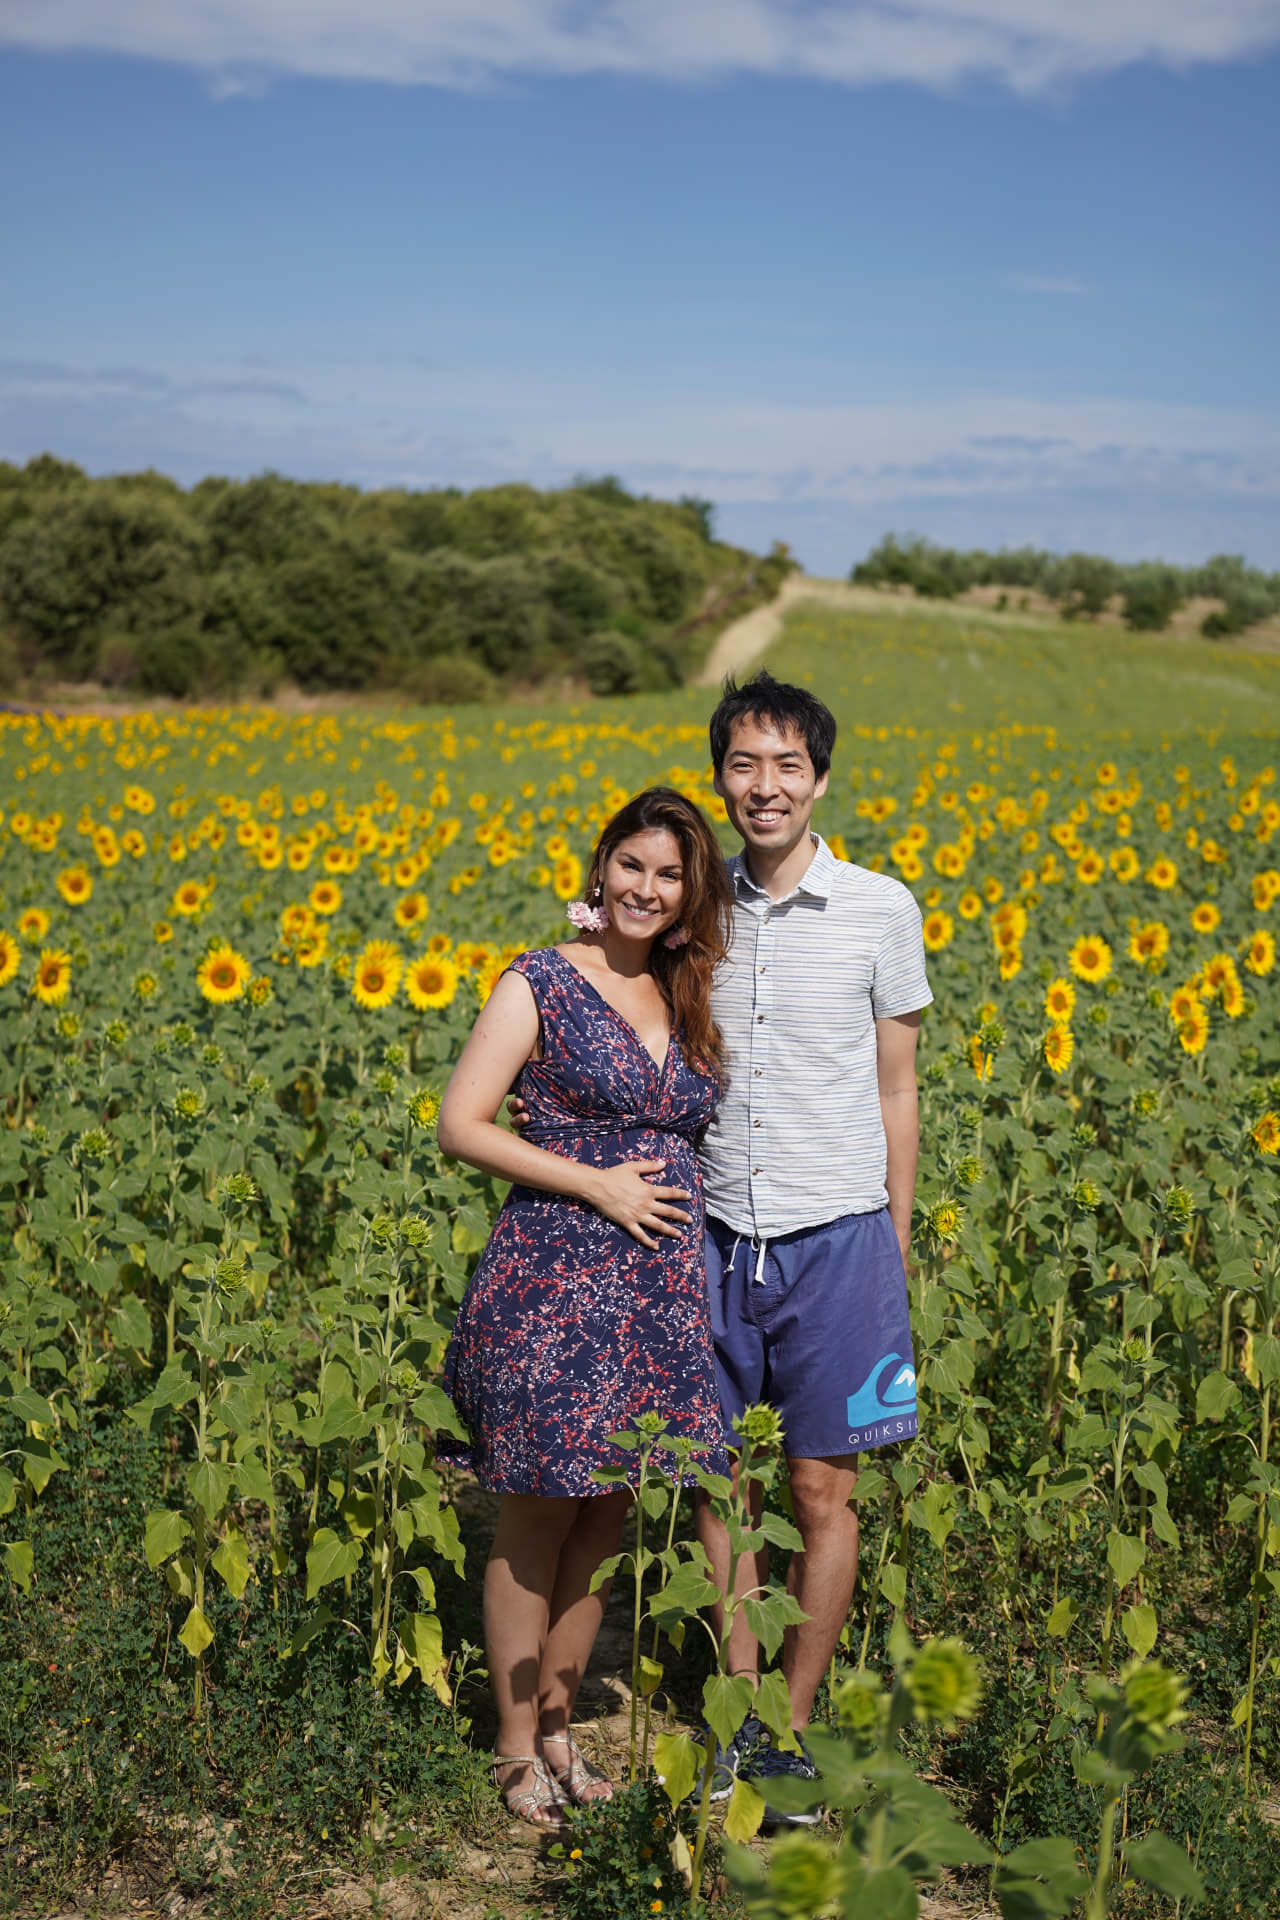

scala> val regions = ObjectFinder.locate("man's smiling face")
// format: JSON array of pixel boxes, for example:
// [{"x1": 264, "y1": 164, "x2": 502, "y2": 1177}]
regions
[{"x1": 713, "y1": 715, "x2": 828, "y2": 860}]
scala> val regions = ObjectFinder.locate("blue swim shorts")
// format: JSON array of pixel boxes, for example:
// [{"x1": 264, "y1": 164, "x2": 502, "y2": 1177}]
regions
[{"x1": 704, "y1": 1208, "x2": 919, "y2": 1460}]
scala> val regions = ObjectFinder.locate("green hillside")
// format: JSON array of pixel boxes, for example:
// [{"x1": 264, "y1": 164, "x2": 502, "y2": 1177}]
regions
[{"x1": 0, "y1": 457, "x2": 790, "y2": 701}]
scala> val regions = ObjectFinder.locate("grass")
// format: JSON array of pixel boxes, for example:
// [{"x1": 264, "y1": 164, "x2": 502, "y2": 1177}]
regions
[{"x1": 758, "y1": 601, "x2": 1280, "y2": 738}]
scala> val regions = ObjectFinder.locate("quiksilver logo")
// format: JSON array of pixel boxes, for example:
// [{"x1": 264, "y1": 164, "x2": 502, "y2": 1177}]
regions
[{"x1": 846, "y1": 1354, "x2": 917, "y2": 1432}]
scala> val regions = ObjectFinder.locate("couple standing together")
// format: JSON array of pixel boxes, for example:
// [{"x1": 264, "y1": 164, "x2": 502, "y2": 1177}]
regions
[{"x1": 437, "y1": 671, "x2": 932, "y2": 1828}]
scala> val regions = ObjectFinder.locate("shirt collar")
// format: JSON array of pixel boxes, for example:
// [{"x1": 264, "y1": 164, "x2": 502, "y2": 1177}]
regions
[{"x1": 729, "y1": 832, "x2": 837, "y2": 905}]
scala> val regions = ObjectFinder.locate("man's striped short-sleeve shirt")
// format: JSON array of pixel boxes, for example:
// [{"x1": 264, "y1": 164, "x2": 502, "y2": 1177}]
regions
[{"x1": 701, "y1": 834, "x2": 932, "y2": 1238}]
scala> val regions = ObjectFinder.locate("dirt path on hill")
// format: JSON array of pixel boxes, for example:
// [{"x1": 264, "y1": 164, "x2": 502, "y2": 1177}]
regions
[
  {"x1": 694, "y1": 575, "x2": 865, "y2": 685},
  {"x1": 695, "y1": 573, "x2": 1280, "y2": 686}
]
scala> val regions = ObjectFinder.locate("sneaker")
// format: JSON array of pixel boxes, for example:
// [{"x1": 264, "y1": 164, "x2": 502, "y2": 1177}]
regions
[
  {"x1": 694, "y1": 1711, "x2": 766, "y2": 1802},
  {"x1": 742, "y1": 1736, "x2": 823, "y2": 1825}
]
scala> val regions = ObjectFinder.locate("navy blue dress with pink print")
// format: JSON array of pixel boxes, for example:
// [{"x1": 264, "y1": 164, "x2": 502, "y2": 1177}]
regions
[{"x1": 439, "y1": 947, "x2": 730, "y2": 1496}]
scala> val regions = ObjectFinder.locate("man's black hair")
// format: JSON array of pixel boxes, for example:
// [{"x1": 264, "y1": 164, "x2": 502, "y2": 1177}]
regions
[{"x1": 708, "y1": 669, "x2": 837, "y2": 778}]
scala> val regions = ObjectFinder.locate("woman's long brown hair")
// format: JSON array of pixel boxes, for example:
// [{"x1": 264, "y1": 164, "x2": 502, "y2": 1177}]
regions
[{"x1": 584, "y1": 786, "x2": 733, "y2": 1078}]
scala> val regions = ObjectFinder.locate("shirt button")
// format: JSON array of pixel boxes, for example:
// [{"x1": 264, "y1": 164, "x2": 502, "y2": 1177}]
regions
[
  {"x1": 752, "y1": 1166, "x2": 762, "y2": 1175},
  {"x1": 753, "y1": 1118, "x2": 762, "y2": 1128},
  {"x1": 756, "y1": 1013, "x2": 765, "y2": 1023},
  {"x1": 753, "y1": 1068, "x2": 761, "y2": 1076}
]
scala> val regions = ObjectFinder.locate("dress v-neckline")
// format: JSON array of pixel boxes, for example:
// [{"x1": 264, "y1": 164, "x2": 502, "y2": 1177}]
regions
[{"x1": 551, "y1": 948, "x2": 673, "y2": 1076}]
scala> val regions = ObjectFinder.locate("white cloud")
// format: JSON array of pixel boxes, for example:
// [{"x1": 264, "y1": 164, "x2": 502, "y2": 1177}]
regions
[
  {"x1": 3, "y1": 351, "x2": 1276, "y2": 511},
  {"x1": 4, "y1": 1, "x2": 1280, "y2": 94}
]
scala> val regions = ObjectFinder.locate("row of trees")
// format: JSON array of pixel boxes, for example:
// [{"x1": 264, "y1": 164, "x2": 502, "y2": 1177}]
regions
[
  {"x1": 0, "y1": 459, "x2": 788, "y2": 701},
  {"x1": 851, "y1": 534, "x2": 1280, "y2": 637}
]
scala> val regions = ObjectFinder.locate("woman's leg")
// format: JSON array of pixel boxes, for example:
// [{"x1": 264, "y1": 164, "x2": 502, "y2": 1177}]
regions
[
  {"x1": 485, "y1": 1493, "x2": 581, "y2": 1815},
  {"x1": 538, "y1": 1489, "x2": 631, "y2": 1797}
]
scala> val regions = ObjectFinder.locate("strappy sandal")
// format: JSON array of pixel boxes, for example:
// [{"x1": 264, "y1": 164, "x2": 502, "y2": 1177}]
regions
[
  {"x1": 541, "y1": 1730, "x2": 615, "y2": 1806},
  {"x1": 490, "y1": 1753, "x2": 568, "y2": 1829}
]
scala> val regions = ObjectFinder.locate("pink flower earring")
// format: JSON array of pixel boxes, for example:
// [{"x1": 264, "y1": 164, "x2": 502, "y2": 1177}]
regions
[
  {"x1": 567, "y1": 897, "x2": 609, "y2": 933},
  {"x1": 664, "y1": 926, "x2": 690, "y2": 949}
]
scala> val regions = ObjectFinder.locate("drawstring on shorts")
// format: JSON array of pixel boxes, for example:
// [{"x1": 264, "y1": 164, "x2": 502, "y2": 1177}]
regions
[{"x1": 730, "y1": 1231, "x2": 770, "y2": 1287}]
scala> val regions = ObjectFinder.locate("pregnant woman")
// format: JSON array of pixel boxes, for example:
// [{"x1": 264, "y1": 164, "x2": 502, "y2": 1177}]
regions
[{"x1": 437, "y1": 786, "x2": 733, "y2": 1829}]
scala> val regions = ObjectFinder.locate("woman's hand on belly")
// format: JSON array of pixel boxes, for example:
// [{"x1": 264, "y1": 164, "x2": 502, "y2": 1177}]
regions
[{"x1": 582, "y1": 1160, "x2": 692, "y2": 1250}]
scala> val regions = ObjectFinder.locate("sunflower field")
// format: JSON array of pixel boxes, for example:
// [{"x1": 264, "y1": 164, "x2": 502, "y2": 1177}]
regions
[{"x1": 5, "y1": 600, "x2": 1280, "y2": 1916}]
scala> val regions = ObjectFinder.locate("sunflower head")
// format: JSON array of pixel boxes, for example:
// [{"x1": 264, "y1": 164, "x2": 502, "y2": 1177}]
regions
[
  {"x1": 197, "y1": 942, "x2": 251, "y2": 1006},
  {"x1": 406, "y1": 954, "x2": 460, "y2": 1012},
  {"x1": 1043, "y1": 1026, "x2": 1074, "y2": 1074},
  {"x1": 351, "y1": 939, "x2": 402, "y2": 1011},
  {"x1": 33, "y1": 947, "x2": 72, "y2": 1006}
]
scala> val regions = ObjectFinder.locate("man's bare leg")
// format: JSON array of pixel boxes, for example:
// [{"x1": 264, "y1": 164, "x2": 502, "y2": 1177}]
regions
[
  {"x1": 781, "y1": 1454, "x2": 859, "y2": 1728},
  {"x1": 695, "y1": 1452, "x2": 858, "y2": 1734}
]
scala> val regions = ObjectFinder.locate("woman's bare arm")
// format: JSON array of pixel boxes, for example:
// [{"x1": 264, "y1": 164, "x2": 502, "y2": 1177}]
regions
[{"x1": 436, "y1": 969, "x2": 692, "y2": 1250}]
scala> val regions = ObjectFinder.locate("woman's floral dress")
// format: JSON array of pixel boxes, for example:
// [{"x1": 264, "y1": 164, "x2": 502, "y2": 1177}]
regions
[{"x1": 439, "y1": 947, "x2": 730, "y2": 1495}]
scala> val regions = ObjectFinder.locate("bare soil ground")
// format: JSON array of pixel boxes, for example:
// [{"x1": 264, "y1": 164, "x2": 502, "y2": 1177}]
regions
[{"x1": 29, "y1": 1503, "x2": 996, "y2": 1920}]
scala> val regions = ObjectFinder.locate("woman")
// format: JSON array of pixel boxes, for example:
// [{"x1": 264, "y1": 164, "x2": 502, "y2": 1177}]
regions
[{"x1": 437, "y1": 787, "x2": 733, "y2": 1828}]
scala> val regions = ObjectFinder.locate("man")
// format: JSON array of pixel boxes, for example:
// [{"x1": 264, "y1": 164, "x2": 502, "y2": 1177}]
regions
[{"x1": 695, "y1": 670, "x2": 930, "y2": 1817}]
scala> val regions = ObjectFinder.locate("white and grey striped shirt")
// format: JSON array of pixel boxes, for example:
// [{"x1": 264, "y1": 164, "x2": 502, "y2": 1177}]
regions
[{"x1": 701, "y1": 834, "x2": 932, "y2": 1239}]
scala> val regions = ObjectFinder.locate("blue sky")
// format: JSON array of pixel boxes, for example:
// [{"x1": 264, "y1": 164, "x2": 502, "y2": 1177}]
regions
[{"x1": 2, "y1": 3, "x2": 1278, "y2": 575}]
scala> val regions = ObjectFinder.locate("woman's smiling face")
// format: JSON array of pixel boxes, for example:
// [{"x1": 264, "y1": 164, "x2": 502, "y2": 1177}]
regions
[{"x1": 599, "y1": 828, "x2": 684, "y2": 943}]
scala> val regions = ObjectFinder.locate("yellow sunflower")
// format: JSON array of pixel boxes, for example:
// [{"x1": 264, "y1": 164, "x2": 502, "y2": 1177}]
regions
[
  {"x1": 18, "y1": 908, "x2": 50, "y2": 943},
  {"x1": 153, "y1": 920, "x2": 174, "y2": 944},
  {"x1": 351, "y1": 940, "x2": 402, "y2": 1010},
  {"x1": 33, "y1": 947, "x2": 72, "y2": 1005},
  {"x1": 0, "y1": 932, "x2": 20, "y2": 987},
  {"x1": 1167, "y1": 983, "x2": 1202, "y2": 1026},
  {"x1": 921, "y1": 910, "x2": 954, "y2": 953},
  {"x1": 197, "y1": 943, "x2": 252, "y2": 1005},
  {"x1": 1191, "y1": 902, "x2": 1221, "y2": 935},
  {"x1": 394, "y1": 891, "x2": 430, "y2": 931},
  {"x1": 295, "y1": 932, "x2": 328, "y2": 969},
  {"x1": 1253, "y1": 1111, "x2": 1280, "y2": 1155},
  {"x1": 967, "y1": 1036, "x2": 993, "y2": 1083},
  {"x1": 1044, "y1": 977, "x2": 1076, "y2": 1023},
  {"x1": 280, "y1": 903, "x2": 314, "y2": 939},
  {"x1": 1146, "y1": 858, "x2": 1178, "y2": 890},
  {"x1": 1043, "y1": 1026, "x2": 1074, "y2": 1074},
  {"x1": 1128, "y1": 920, "x2": 1170, "y2": 965},
  {"x1": 1177, "y1": 1002, "x2": 1210, "y2": 1055},
  {"x1": 998, "y1": 947, "x2": 1022, "y2": 982},
  {"x1": 56, "y1": 865, "x2": 93, "y2": 906},
  {"x1": 1110, "y1": 847, "x2": 1140, "y2": 882},
  {"x1": 405, "y1": 955, "x2": 460, "y2": 1012},
  {"x1": 309, "y1": 880, "x2": 342, "y2": 916},
  {"x1": 958, "y1": 890, "x2": 982, "y2": 920},
  {"x1": 475, "y1": 956, "x2": 507, "y2": 1004},
  {"x1": 172, "y1": 879, "x2": 207, "y2": 917},
  {"x1": 1068, "y1": 935, "x2": 1113, "y2": 984},
  {"x1": 1245, "y1": 929, "x2": 1276, "y2": 976},
  {"x1": 1200, "y1": 954, "x2": 1239, "y2": 1000}
]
